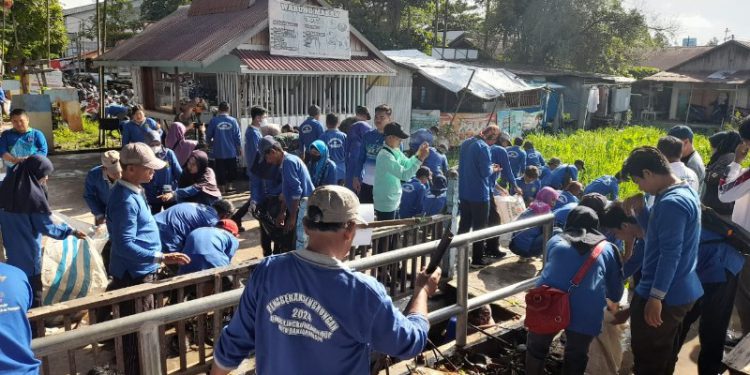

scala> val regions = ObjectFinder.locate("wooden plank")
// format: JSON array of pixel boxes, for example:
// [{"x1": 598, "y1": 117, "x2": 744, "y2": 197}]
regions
[{"x1": 138, "y1": 322, "x2": 163, "y2": 375}]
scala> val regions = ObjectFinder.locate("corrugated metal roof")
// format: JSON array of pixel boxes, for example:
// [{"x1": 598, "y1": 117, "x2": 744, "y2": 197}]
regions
[
  {"x1": 99, "y1": 1, "x2": 267, "y2": 65},
  {"x1": 189, "y1": 0, "x2": 251, "y2": 16},
  {"x1": 643, "y1": 70, "x2": 750, "y2": 85},
  {"x1": 233, "y1": 50, "x2": 395, "y2": 75},
  {"x1": 638, "y1": 46, "x2": 713, "y2": 71}
]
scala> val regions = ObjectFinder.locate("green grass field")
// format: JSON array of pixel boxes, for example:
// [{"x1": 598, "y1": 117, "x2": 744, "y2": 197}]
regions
[
  {"x1": 53, "y1": 117, "x2": 121, "y2": 151},
  {"x1": 448, "y1": 125, "x2": 712, "y2": 199}
]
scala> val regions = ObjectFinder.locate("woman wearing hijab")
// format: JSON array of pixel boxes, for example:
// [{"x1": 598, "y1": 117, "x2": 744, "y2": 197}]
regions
[
  {"x1": 159, "y1": 150, "x2": 221, "y2": 206},
  {"x1": 703, "y1": 130, "x2": 741, "y2": 216},
  {"x1": 0, "y1": 155, "x2": 85, "y2": 307},
  {"x1": 525, "y1": 206, "x2": 623, "y2": 375},
  {"x1": 307, "y1": 140, "x2": 337, "y2": 187},
  {"x1": 509, "y1": 187, "x2": 561, "y2": 258},
  {"x1": 143, "y1": 130, "x2": 183, "y2": 214},
  {"x1": 166, "y1": 122, "x2": 203, "y2": 167}
]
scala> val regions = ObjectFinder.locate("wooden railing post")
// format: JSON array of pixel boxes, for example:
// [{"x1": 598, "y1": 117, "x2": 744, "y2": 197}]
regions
[{"x1": 138, "y1": 322, "x2": 162, "y2": 375}]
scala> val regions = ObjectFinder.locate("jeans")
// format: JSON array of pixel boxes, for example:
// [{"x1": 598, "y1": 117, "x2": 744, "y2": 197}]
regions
[
  {"x1": 358, "y1": 183, "x2": 374, "y2": 204},
  {"x1": 295, "y1": 198, "x2": 308, "y2": 251},
  {"x1": 457, "y1": 200, "x2": 490, "y2": 264},
  {"x1": 630, "y1": 294, "x2": 694, "y2": 375},
  {"x1": 526, "y1": 330, "x2": 594, "y2": 375},
  {"x1": 676, "y1": 271, "x2": 739, "y2": 375}
]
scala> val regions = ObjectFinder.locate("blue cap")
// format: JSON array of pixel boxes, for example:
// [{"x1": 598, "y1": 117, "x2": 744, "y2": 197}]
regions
[{"x1": 668, "y1": 125, "x2": 694, "y2": 141}]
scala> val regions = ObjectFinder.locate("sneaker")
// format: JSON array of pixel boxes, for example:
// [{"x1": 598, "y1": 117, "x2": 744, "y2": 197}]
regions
[{"x1": 470, "y1": 258, "x2": 493, "y2": 269}]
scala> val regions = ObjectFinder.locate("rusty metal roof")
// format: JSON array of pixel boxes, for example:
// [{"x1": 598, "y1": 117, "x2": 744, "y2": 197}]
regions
[
  {"x1": 643, "y1": 70, "x2": 750, "y2": 85},
  {"x1": 98, "y1": 1, "x2": 268, "y2": 66},
  {"x1": 638, "y1": 46, "x2": 713, "y2": 71},
  {"x1": 189, "y1": 0, "x2": 252, "y2": 16},
  {"x1": 233, "y1": 50, "x2": 396, "y2": 75}
]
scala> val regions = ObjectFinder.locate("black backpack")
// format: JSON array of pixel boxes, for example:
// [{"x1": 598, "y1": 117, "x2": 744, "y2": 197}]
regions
[{"x1": 701, "y1": 206, "x2": 750, "y2": 255}]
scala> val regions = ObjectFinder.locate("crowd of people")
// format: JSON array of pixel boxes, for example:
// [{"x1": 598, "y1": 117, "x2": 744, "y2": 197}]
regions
[{"x1": 3, "y1": 96, "x2": 750, "y2": 375}]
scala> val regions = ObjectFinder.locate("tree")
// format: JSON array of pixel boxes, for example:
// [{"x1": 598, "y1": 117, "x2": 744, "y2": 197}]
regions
[
  {"x1": 81, "y1": 0, "x2": 144, "y2": 49},
  {"x1": 707, "y1": 37, "x2": 720, "y2": 46},
  {"x1": 141, "y1": 0, "x2": 190, "y2": 23},
  {"x1": 4, "y1": 0, "x2": 68, "y2": 61}
]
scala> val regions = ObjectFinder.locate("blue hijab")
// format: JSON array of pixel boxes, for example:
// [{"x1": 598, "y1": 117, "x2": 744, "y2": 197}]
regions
[
  {"x1": 0, "y1": 155, "x2": 54, "y2": 214},
  {"x1": 308, "y1": 140, "x2": 330, "y2": 187}
]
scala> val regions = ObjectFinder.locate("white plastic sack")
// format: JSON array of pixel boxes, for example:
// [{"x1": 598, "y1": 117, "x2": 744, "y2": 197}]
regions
[
  {"x1": 41, "y1": 213, "x2": 109, "y2": 306},
  {"x1": 494, "y1": 195, "x2": 526, "y2": 246}
]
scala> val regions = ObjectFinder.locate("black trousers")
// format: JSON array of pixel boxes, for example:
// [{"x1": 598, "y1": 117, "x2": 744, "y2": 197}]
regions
[
  {"x1": 457, "y1": 200, "x2": 490, "y2": 264},
  {"x1": 358, "y1": 183, "x2": 374, "y2": 204},
  {"x1": 107, "y1": 273, "x2": 157, "y2": 375},
  {"x1": 630, "y1": 294, "x2": 694, "y2": 375},
  {"x1": 526, "y1": 329, "x2": 594, "y2": 375},
  {"x1": 485, "y1": 197, "x2": 503, "y2": 255},
  {"x1": 375, "y1": 210, "x2": 398, "y2": 221},
  {"x1": 676, "y1": 271, "x2": 739, "y2": 375},
  {"x1": 214, "y1": 157, "x2": 237, "y2": 186}
]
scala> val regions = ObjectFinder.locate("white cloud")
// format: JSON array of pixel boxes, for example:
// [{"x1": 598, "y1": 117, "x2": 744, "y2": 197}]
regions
[{"x1": 676, "y1": 14, "x2": 713, "y2": 30}]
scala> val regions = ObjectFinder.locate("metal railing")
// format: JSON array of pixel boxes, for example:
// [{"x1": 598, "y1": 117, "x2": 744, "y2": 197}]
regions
[{"x1": 31, "y1": 213, "x2": 553, "y2": 374}]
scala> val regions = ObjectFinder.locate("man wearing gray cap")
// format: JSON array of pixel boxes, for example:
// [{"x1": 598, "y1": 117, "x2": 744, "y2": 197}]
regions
[
  {"x1": 106, "y1": 142, "x2": 191, "y2": 375},
  {"x1": 211, "y1": 185, "x2": 441, "y2": 375}
]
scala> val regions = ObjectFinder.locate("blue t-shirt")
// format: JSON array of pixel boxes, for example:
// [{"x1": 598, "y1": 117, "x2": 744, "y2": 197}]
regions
[
  {"x1": 213, "y1": 250, "x2": 429, "y2": 374},
  {"x1": 298, "y1": 118, "x2": 325, "y2": 156},
  {"x1": 122, "y1": 118, "x2": 160, "y2": 145},
  {"x1": 583, "y1": 175, "x2": 619, "y2": 201},
  {"x1": 154, "y1": 203, "x2": 219, "y2": 254},
  {"x1": 106, "y1": 181, "x2": 163, "y2": 279},
  {"x1": 510, "y1": 210, "x2": 544, "y2": 257},
  {"x1": 399, "y1": 178, "x2": 428, "y2": 218},
  {"x1": 696, "y1": 229, "x2": 745, "y2": 284},
  {"x1": 506, "y1": 146, "x2": 527, "y2": 178},
  {"x1": 143, "y1": 149, "x2": 183, "y2": 204},
  {"x1": 0, "y1": 128, "x2": 48, "y2": 170},
  {"x1": 422, "y1": 148, "x2": 448, "y2": 177},
  {"x1": 244, "y1": 125, "x2": 263, "y2": 176},
  {"x1": 489, "y1": 145, "x2": 518, "y2": 193},
  {"x1": 0, "y1": 212, "x2": 73, "y2": 278},
  {"x1": 423, "y1": 192, "x2": 447, "y2": 215},
  {"x1": 516, "y1": 177, "x2": 541, "y2": 203},
  {"x1": 542, "y1": 164, "x2": 578, "y2": 190},
  {"x1": 207, "y1": 114, "x2": 242, "y2": 159},
  {"x1": 0, "y1": 263, "x2": 40, "y2": 374},
  {"x1": 526, "y1": 149, "x2": 545, "y2": 168},
  {"x1": 553, "y1": 202, "x2": 578, "y2": 228},
  {"x1": 458, "y1": 137, "x2": 492, "y2": 202},
  {"x1": 355, "y1": 130, "x2": 385, "y2": 186},
  {"x1": 554, "y1": 190, "x2": 580, "y2": 210},
  {"x1": 251, "y1": 166, "x2": 283, "y2": 205},
  {"x1": 637, "y1": 184, "x2": 703, "y2": 305},
  {"x1": 281, "y1": 153, "x2": 315, "y2": 203},
  {"x1": 321, "y1": 129, "x2": 347, "y2": 181},
  {"x1": 538, "y1": 235, "x2": 624, "y2": 336},
  {"x1": 105, "y1": 104, "x2": 129, "y2": 118},
  {"x1": 409, "y1": 128, "x2": 434, "y2": 152},
  {"x1": 178, "y1": 227, "x2": 239, "y2": 275},
  {"x1": 83, "y1": 165, "x2": 116, "y2": 218}
]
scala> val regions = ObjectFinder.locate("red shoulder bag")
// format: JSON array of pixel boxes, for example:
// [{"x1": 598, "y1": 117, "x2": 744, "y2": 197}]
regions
[{"x1": 524, "y1": 241, "x2": 606, "y2": 335}]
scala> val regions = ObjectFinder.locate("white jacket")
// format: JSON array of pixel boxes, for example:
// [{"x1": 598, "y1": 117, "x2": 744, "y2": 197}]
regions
[{"x1": 718, "y1": 162, "x2": 750, "y2": 230}]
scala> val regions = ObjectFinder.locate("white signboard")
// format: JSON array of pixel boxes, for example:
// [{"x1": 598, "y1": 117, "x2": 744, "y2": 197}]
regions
[{"x1": 268, "y1": 0, "x2": 351, "y2": 60}]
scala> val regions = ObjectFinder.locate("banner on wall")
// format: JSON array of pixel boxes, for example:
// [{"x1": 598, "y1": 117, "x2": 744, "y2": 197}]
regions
[
  {"x1": 410, "y1": 109, "x2": 441, "y2": 131},
  {"x1": 268, "y1": 0, "x2": 351, "y2": 60},
  {"x1": 496, "y1": 107, "x2": 544, "y2": 138},
  {"x1": 439, "y1": 112, "x2": 497, "y2": 146}
]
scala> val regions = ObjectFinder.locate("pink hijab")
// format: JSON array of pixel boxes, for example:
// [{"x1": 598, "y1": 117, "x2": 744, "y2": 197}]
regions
[
  {"x1": 165, "y1": 122, "x2": 197, "y2": 166},
  {"x1": 529, "y1": 187, "x2": 560, "y2": 214}
]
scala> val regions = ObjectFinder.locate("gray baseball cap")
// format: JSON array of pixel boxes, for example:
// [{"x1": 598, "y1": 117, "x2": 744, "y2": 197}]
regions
[
  {"x1": 306, "y1": 185, "x2": 367, "y2": 225},
  {"x1": 120, "y1": 142, "x2": 167, "y2": 170}
]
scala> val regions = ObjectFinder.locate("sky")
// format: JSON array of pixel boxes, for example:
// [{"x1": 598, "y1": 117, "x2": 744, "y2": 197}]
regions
[
  {"x1": 623, "y1": 0, "x2": 750, "y2": 45},
  {"x1": 61, "y1": 0, "x2": 750, "y2": 47}
]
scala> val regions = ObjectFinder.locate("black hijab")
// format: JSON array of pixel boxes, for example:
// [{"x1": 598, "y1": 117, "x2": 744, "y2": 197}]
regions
[
  {"x1": 178, "y1": 150, "x2": 221, "y2": 198},
  {"x1": 0, "y1": 155, "x2": 54, "y2": 214},
  {"x1": 562, "y1": 206, "x2": 606, "y2": 255},
  {"x1": 708, "y1": 131, "x2": 741, "y2": 167}
]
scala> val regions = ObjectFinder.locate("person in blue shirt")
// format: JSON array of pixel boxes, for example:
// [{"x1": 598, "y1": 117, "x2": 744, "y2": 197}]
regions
[
  {"x1": 525, "y1": 206, "x2": 623, "y2": 375},
  {"x1": 155, "y1": 200, "x2": 234, "y2": 254},
  {"x1": 543, "y1": 162, "x2": 580, "y2": 190},
  {"x1": 458, "y1": 126, "x2": 502, "y2": 268},
  {"x1": 524, "y1": 141, "x2": 545, "y2": 168},
  {"x1": 423, "y1": 174, "x2": 448, "y2": 215},
  {"x1": 0, "y1": 262, "x2": 41, "y2": 374},
  {"x1": 400, "y1": 167, "x2": 431, "y2": 218},
  {"x1": 344, "y1": 105, "x2": 372, "y2": 189},
  {"x1": 298, "y1": 104, "x2": 325, "y2": 160},
  {"x1": 231, "y1": 106, "x2": 267, "y2": 231},
  {"x1": 583, "y1": 172, "x2": 622, "y2": 201},
  {"x1": 539, "y1": 157, "x2": 560, "y2": 186},
  {"x1": 486, "y1": 141, "x2": 521, "y2": 258},
  {"x1": 206, "y1": 102, "x2": 242, "y2": 193},
  {"x1": 107, "y1": 142, "x2": 191, "y2": 375},
  {"x1": 160, "y1": 150, "x2": 222, "y2": 206},
  {"x1": 321, "y1": 113, "x2": 347, "y2": 184},
  {"x1": 554, "y1": 181, "x2": 582, "y2": 210},
  {"x1": 409, "y1": 127, "x2": 436, "y2": 153},
  {"x1": 307, "y1": 140, "x2": 338, "y2": 188},
  {"x1": 516, "y1": 166, "x2": 541, "y2": 205},
  {"x1": 0, "y1": 81, "x2": 6, "y2": 117},
  {"x1": 422, "y1": 144, "x2": 449, "y2": 177},
  {"x1": 245, "y1": 159, "x2": 288, "y2": 254},
  {"x1": 620, "y1": 146, "x2": 702, "y2": 375},
  {"x1": 353, "y1": 104, "x2": 390, "y2": 203},
  {"x1": 211, "y1": 185, "x2": 441, "y2": 375},
  {"x1": 0, "y1": 108, "x2": 48, "y2": 174},
  {"x1": 507, "y1": 137, "x2": 527, "y2": 178},
  {"x1": 509, "y1": 187, "x2": 560, "y2": 259},
  {"x1": 178, "y1": 219, "x2": 240, "y2": 275},
  {"x1": 142, "y1": 130, "x2": 182, "y2": 214},
  {"x1": 121, "y1": 105, "x2": 161, "y2": 145},
  {"x1": 105, "y1": 102, "x2": 129, "y2": 120},
  {"x1": 260, "y1": 136, "x2": 315, "y2": 250},
  {"x1": 84, "y1": 150, "x2": 122, "y2": 226},
  {"x1": 0, "y1": 155, "x2": 85, "y2": 309}
]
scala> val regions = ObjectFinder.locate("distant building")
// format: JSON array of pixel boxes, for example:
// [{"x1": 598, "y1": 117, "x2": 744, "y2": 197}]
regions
[
  {"x1": 682, "y1": 38, "x2": 698, "y2": 47},
  {"x1": 63, "y1": 1, "x2": 142, "y2": 58}
]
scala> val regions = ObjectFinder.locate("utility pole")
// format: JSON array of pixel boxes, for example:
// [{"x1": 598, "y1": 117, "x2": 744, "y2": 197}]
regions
[
  {"x1": 433, "y1": 0, "x2": 439, "y2": 49},
  {"x1": 724, "y1": 28, "x2": 731, "y2": 43},
  {"x1": 46, "y1": 0, "x2": 50, "y2": 61}
]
